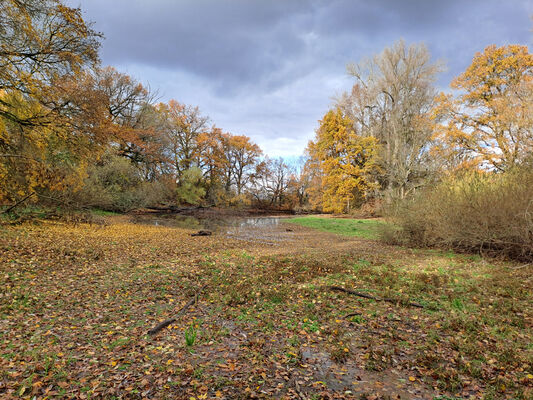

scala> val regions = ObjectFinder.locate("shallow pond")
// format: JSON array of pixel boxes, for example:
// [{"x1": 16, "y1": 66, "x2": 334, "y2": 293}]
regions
[{"x1": 130, "y1": 214, "x2": 293, "y2": 244}]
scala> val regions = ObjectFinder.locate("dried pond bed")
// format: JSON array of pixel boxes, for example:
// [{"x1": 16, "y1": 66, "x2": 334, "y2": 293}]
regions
[{"x1": 0, "y1": 217, "x2": 531, "y2": 399}]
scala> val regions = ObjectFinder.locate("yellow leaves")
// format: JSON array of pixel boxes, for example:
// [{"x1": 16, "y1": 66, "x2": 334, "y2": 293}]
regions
[
  {"x1": 32, "y1": 380, "x2": 44, "y2": 389},
  {"x1": 408, "y1": 376, "x2": 416, "y2": 382},
  {"x1": 439, "y1": 44, "x2": 533, "y2": 171},
  {"x1": 309, "y1": 107, "x2": 381, "y2": 213}
]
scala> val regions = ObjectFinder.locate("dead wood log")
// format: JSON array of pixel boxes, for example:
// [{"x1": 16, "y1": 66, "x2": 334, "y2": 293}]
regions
[
  {"x1": 1, "y1": 192, "x2": 35, "y2": 214},
  {"x1": 343, "y1": 312, "x2": 362, "y2": 319},
  {"x1": 327, "y1": 285, "x2": 424, "y2": 308},
  {"x1": 148, "y1": 285, "x2": 206, "y2": 335},
  {"x1": 190, "y1": 230, "x2": 212, "y2": 237}
]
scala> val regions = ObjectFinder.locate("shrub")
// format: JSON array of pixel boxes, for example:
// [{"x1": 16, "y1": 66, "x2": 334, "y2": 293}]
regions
[
  {"x1": 176, "y1": 167, "x2": 205, "y2": 205},
  {"x1": 383, "y1": 166, "x2": 533, "y2": 261},
  {"x1": 72, "y1": 154, "x2": 173, "y2": 212}
]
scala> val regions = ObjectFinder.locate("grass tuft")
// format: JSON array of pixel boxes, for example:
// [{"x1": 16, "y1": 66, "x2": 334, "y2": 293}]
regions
[{"x1": 287, "y1": 216, "x2": 385, "y2": 239}]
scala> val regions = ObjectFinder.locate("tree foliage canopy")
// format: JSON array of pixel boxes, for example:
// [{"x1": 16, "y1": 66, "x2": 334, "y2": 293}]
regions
[{"x1": 434, "y1": 44, "x2": 533, "y2": 171}]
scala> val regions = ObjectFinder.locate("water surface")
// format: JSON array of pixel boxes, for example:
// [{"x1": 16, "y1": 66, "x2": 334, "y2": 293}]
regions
[{"x1": 130, "y1": 214, "x2": 292, "y2": 244}]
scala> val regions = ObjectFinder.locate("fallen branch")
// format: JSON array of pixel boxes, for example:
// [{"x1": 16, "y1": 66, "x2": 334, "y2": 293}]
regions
[
  {"x1": 148, "y1": 285, "x2": 206, "y2": 335},
  {"x1": 191, "y1": 230, "x2": 212, "y2": 237},
  {"x1": 1, "y1": 192, "x2": 35, "y2": 214},
  {"x1": 511, "y1": 263, "x2": 531, "y2": 270},
  {"x1": 343, "y1": 312, "x2": 362, "y2": 319},
  {"x1": 327, "y1": 286, "x2": 424, "y2": 308}
]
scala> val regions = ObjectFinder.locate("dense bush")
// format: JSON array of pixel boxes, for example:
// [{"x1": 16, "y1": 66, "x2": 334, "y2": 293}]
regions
[
  {"x1": 73, "y1": 155, "x2": 174, "y2": 212},
  {"x1": 176, "y1": 167, "x2": 206, "y2": 205},
  {"x1": 383, "y1": 166, "x2": 533, "y2": 261}
]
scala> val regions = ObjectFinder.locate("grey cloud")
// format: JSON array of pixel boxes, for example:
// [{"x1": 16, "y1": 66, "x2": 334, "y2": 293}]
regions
[{"x1": 67, "y1": 0, "x2": 532, "y2": 156}]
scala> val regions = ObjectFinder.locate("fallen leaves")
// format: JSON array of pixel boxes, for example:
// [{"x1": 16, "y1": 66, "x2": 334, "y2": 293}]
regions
[{"x1": 0, "y1": 218, "x2": 531, "y2": 399}]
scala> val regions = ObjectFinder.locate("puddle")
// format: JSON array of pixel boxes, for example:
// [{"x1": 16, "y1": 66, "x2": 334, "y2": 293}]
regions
[
  {"x1": 299, "y1": 346, "x2": 436, "y2": 398},
  {"x1": 130, "y1": 214, "x2": 293, "y2": 244}
]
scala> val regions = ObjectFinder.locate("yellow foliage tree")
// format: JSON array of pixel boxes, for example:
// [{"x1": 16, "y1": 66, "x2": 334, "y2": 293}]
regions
[
  {"x1": 433, "y1": 44, "x2": 533, "y2": 171},
  {"x1": 308, "y1": 109, "x2": 380, "y2": 213},
  {"x1": 0, "y1": 0, "x2": 101, "y2": 126},
  {"x1": 0, "y1": 91, "x2": 91, "y2": 200},
  {"x1": 0, "y1": 0, "x2": 102, "y2": 203}
]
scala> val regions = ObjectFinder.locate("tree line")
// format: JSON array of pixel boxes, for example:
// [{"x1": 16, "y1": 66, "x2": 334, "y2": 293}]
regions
[
  {"x1": 307, "y1": 40, "x2": 532, "y2": 213},
  {"x1": 1, "y1": 0, "x2": 532, "y2": 217},
  {"x1": 303, "y1": 37, "x2": 532, "y2": 260},
  {"x1": 0, "y1": 0, "x2": 309, "y2": 212}
]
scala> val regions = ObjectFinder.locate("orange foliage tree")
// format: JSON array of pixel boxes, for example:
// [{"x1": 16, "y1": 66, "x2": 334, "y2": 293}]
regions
[
  {"x1": 433, "y1": 44, "x2": 533, "y2": 171},
  {"x1": 157, "y1": 100, "x2": 210, "y2": 179},
  {"x1": 221, "y1": 134, "x2": 262, "y2": 196}
]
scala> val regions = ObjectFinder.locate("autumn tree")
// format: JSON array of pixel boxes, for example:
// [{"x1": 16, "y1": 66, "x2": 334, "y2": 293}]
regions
[
  {"x1": 192, "y1": 127, "x2": 232, "y2": 203},
  {"x1": 226, "y1": 134, "x2": 262, "y2": 196},
  {"x1": 158, "y1": 100, "x2": 210, "y2": 178},
  {"x1": 0, "y1": 93, "x2": 89, "y2": 201},
  {"x1": 218, "y1": 133, "x2": 262, "y2": 196},
  {"x1": 338, "y1": 40, "x2": 442, "y2": 199},
  {"x1": 251, "y1": 157, "x2": 292, "y2": 207},
  {"x1": 301, "y1": 152, "x2": 324, "y2": 211},
  {"x1": 0, "y1": 0, "x2": 101, "y2": 127},
  {"x1": 265, "y1": 158, "x2": 291, "y2": 207},
  {"x1": 308, "y1": 108, "x2": 380, "y2": 213},
  {"x1": 287, "y1": 156, "x2": 313, "y2": 209},
  {"x1": 0, "y1": 0, "x2": 102, "y2": 202},
  {"x1": 434, "y1": 44, "x2": 533, "y2": 171},
  {"x1": 92, "y1": 67, "x2": 162, "y2": 171}
]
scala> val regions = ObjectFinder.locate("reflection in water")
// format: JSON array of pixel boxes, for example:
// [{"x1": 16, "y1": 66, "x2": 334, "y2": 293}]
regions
[
  {"x1": 232, "y1": 217, "x2": 279, "y2": 228},
  {"x1": 226, "y1": 217, "x2": 284, "y2": 243},
  {"x1": 130, "y1": 215, "x2": 291, "y2": 244}
]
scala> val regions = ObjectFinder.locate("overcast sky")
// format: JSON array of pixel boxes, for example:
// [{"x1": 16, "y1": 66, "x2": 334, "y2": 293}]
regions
[{"x1": 67, "y1": 0, "x2": 532, "y2": 158}]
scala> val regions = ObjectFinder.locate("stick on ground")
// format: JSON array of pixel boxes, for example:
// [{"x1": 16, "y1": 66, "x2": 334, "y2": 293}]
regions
[
  {"x1": 327, "y1": 285, "x2": 424, "y2": 308},
  {"x1": 148, "y1": 285, "x2": 207, "y2": 335},
  {"x1": 1, "y1": 192, "x2": 35, "y2": 214}
]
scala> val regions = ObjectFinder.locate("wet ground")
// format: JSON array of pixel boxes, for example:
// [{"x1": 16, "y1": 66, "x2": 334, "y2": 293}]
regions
[
  {"x1": 2, "y1": 217, "x2": 527, "y2": 399},
  {"x1": 130, "y1": 214, "x2": 294, "y2": 244}
]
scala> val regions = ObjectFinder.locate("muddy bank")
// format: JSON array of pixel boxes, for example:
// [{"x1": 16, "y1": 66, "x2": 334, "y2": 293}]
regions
[{"x1": 128, "y1": 212, "x2": 296, "y2": 245}]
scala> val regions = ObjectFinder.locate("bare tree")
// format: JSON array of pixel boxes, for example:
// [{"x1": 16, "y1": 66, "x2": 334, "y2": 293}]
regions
[
  {"x1": 158, "y1": 100, "x2": 210, "y2": 178},
  {"x1": 252, "y1": 157, "x2": 291, "y2": 207},
  {"x1": 338, "y1": 40, "x2": 443, "y2": 199}
]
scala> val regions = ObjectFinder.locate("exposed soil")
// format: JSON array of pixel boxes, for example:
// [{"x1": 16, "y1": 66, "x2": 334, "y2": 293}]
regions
[{"x1": 0, "y1": 216, "x2": 531, "y2": 399}]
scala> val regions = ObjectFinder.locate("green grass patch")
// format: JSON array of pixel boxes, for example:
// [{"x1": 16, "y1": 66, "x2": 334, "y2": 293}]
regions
[
  {"x1": 91, "y1": 209, "x2": 120, "y2": 216},
  {"x1": 287, "y1": 216, "x2": 385, "y2": 239}
]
